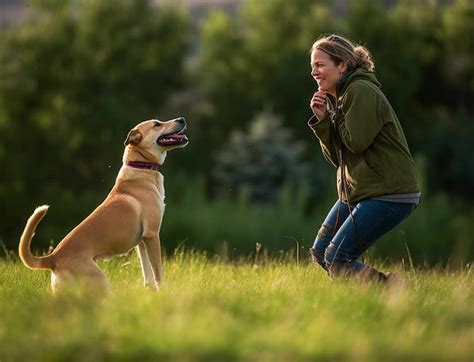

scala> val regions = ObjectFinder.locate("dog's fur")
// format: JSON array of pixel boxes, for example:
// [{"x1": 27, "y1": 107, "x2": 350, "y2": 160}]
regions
[{"x1": 19, "y1": 118, "x2": 188, "y2": 292}]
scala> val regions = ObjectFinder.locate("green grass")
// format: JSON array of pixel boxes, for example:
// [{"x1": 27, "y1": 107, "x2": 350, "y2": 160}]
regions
[{"x1": 0, "y1": 252, "x2": 472, "y2": 361}]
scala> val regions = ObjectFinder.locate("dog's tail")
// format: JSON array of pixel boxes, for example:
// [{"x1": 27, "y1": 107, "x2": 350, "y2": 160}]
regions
[{"x1": 19, "y1": 205, "x2": 54, "y2": 270}]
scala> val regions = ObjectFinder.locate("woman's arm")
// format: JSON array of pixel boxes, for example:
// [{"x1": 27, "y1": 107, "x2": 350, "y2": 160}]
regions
[
  {"x1": 337, "y1": 82, "x2": 384, "y2": 154},
  {"x1": 308, "y1": 115, "x2": 339, "y2": 167}
]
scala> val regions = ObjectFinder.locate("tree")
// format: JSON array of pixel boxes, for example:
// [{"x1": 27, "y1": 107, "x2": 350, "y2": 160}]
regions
[
  {"x1": 197, "y1": 0, "x2": 335, "y2": 141},
  {"x1": 0, "y1": 0, "x2": 190, "y2": 248},
  {"x1": 213, "y1": 111, "x2": 309, "y2": 202},
  {"x1": 439, "y1": 0, "x2": 474, "y2": 109}
]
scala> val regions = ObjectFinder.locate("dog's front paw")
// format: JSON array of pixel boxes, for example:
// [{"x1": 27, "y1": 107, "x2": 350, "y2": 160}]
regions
[{"x1": 144, "y1": 281, "x2": 159, "y2": 291}]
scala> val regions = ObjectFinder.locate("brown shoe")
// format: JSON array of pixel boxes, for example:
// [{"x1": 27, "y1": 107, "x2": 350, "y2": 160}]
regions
[
  {"x1": 383, "y1": 272, "x2": 405, "y2": 289},
  {"x1": 357, "y1": 266, "x2": 386, "y2": 283}
]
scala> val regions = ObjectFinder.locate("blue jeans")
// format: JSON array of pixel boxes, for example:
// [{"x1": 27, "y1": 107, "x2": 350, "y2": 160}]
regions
[{"x1": 311, "y1": 199, "x2": 416, "y2": 277}]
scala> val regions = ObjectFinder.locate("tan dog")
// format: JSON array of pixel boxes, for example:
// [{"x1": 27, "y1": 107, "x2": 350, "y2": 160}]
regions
[{"x1": 19, "y1": 118, "x2": 188, "y2": 292}]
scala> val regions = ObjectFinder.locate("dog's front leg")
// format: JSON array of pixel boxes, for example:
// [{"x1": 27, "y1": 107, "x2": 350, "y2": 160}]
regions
[
  {"x1": 136, "y1": 242, "x2": 157, "y2": 290},
  {"x1": 143, "y1": 234, "x2": 164, "y2": 287}
]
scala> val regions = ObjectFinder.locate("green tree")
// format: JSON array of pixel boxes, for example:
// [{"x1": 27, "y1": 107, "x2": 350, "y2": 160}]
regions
[
  {"x1": 413, "y1": 0, "x2": 474, "y2": 198},
  {"x1": 198, "y1": 0, "x2": 334, "y2": 141},
  {"x1": 213, "y1": 111, "x2": 309, "y2": 202},
  {"x1": 423, "y1": 110, "x2": 474, "y2": 196},
  {"x1": 346, "y1": 0, "x2": 440, "y2": 140},
  {"x1": 440, "y1": 0, "x2": 474, "y2": 106},
  {"x1": 193, "y1": 0, "x2": 338, "y2": 198},
  {"x1": 0, "y1": 0, "x2": 190, "y2": 249}
]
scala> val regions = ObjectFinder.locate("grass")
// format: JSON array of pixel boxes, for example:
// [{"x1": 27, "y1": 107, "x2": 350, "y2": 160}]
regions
[{"x1": 0, "y1": 251, "x2": 472, "y2": 361}]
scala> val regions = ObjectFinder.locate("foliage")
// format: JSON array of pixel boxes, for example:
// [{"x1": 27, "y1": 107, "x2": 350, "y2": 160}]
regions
[
  {"x1": 197, "y1": 0, "x2": 334, "y2": 141},
  {"x1": 422, "y1": 109, "x2": 474, "y2": 195},
  {"x1": 213, "y1": 111, "x2": 309, "y2": 202},
  {"x1": 0, "y1": 0, "x2": 190, "y2": 245},
  {"x1": 0, "y1": 256, "x2": 473, "y2": 361},
  {"x1": 440, "y1": 0, "x2": 474, "y2": 98},
  {"x1": 156, "y1": 170, "x2": 473, "y2": 266}
]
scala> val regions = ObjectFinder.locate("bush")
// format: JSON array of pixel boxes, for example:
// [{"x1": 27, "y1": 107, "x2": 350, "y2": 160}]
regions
[
  {"x1": 213, "y1": 111, "x2": 309, "y2": 202},
  {"x1": 160, "y1": 172, "x2": 473, "y2": 266}
]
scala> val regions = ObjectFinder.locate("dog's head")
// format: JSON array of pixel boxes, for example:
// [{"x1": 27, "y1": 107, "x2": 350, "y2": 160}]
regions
[{"x1": 124, "y1": 118, "x2": 189, "y2": 163}]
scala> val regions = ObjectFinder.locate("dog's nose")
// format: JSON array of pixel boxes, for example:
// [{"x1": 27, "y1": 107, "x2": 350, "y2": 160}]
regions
[{"x1": 176, "y1": 117, "x2": 186, "y2": 125}]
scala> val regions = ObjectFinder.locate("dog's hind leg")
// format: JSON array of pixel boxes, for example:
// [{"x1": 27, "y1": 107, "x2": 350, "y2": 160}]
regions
[
  {"x1": 143, "y1": 235, "x2": 164, "y2": 288},
  {"x1": 136, "y1": 241, "x2": 157, "y2": 290},
  {"x1": 51, "y1": 261, "x2": 109, "y2": 294},
  {"x1": 85, "y1": 263, "x2": 109, "y2": 294}
]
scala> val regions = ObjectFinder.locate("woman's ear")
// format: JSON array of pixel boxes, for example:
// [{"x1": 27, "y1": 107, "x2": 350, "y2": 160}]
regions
[{"x1": 338, "y1": 61, "x2": 348, "y2": 76}]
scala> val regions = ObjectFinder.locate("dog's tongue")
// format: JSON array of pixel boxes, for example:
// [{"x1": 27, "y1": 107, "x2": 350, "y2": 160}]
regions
[{"x1": 159, "y1": 134, "x2": 188, "y2": 145}]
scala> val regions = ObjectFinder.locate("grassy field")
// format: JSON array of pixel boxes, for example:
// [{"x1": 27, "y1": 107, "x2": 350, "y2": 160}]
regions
[{"x1": 0, "y1": 251, "x2": 472, "y2": 361}]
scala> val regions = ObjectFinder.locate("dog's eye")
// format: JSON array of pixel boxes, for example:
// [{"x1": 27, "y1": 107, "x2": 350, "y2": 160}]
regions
[{"x1": 153, "y1": 122, "x2": 161, "y2": 128}]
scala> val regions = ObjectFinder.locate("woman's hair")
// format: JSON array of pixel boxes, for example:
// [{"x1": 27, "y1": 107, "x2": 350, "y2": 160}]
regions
[{"x1": 311, "y1": 34, "x2": 374, "y2": 72}]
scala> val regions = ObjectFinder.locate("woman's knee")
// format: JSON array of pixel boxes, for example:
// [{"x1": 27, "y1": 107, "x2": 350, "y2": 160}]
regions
[
  {"x1": 324, "y1": 243, "x2": 352, "y2": 268},
  {"x1": 324, "y1": 243, "x2": 336, "y2": 266},
  {"x1": 310, "y1": 247, "x2": 326, "y2": 269},
  {"x1": 317, "y1": 222, "x2": 333, "y2": 241},
  {"x1": 312, "y1": 223, "x2": 332, "y2": 255},
  {"x1": 311, "y1": 222, "x2": 334, "y2": 267},
  {"x1": 324, "y1": 244, "x2": 353, "y2": 276}
]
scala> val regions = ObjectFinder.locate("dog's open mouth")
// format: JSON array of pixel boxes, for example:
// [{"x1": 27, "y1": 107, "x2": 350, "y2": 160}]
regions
[{"x1": 157, "y1": 129, "x2": 189, "y2": 146}]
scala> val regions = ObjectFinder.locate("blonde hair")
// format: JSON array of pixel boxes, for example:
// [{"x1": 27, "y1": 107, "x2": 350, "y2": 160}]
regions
[{"x1": 311, "y1": 34, "x2": 374, "y2": 72}]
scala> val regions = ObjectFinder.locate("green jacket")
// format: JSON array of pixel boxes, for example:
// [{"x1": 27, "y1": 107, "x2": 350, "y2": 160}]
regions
[{"x1": 308, "y1": 68, "x2": 420, "y2": 203}]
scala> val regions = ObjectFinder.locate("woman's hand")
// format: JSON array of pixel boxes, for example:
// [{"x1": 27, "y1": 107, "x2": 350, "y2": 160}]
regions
[{"x1": 310, "y1": 90, "x2": 328, "y2": 120}]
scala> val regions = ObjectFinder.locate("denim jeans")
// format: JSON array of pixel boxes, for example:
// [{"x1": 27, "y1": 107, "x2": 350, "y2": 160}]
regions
[{"x1": 311, "y1": 199, "x2": 416, "y2": 276}]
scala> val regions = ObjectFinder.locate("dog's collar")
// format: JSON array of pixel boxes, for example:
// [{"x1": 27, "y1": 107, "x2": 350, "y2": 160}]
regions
[{"x1": 126, "y1": 161, "x2": 160, "y2": 171}]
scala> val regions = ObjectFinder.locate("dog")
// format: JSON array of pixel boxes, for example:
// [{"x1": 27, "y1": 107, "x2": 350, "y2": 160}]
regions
[{"x1": 19, "y1": 117, "x2": 188, "y2": 293}]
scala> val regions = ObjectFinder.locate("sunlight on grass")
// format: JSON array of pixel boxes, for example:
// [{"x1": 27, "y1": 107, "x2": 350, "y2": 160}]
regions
[{"x1": 0, "y1": 252, "x2": 472, "y2": 361}]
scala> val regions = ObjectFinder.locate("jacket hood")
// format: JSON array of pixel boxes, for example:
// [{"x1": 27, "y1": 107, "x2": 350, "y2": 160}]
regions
[{"x1": 336, "y1": 68, "x2": 381, "y2": 96}]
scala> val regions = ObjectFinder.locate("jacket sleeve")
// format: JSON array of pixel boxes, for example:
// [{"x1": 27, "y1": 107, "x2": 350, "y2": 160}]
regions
[
  {"x1": 308, "y1": 115, "x2": 339, "y2": 167},
  {"x1": 337, "y1": 83, "x2": 384, "y2": 154}
]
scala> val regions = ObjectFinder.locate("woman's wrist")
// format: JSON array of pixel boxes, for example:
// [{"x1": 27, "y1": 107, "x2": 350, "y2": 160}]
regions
[{"x1": 308, "y1": 113, "x2": 330, "y2": 127}]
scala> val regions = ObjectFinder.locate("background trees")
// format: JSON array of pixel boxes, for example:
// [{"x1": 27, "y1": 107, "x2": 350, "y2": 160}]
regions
[
  {"x1": 213, "y1": 111, "x2": 309, "y2": 202},
  {"x1": 0, "y1": 0, "x2": 189, "y2": 242},
  {"x1": 0, "y1": 0, "x2": 472, "y2": 264}
]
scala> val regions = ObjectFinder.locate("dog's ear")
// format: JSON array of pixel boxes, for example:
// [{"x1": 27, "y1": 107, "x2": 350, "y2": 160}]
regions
[{"x1": 124, "y1": 129, "x2": 143, "y2": 146}]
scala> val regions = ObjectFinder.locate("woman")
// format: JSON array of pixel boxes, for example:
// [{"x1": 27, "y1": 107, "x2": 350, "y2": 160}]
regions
[{"x1": 308, "y1": 34, "x2": 420, "y2": 282}]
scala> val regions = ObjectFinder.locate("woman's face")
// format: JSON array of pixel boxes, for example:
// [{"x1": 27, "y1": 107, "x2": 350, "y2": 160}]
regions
[{"x1": 310, "y1": 48, "x2": 347, "y2": 94}]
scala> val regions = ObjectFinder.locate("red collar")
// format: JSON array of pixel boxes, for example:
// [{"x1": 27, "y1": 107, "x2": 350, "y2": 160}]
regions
[{"x1": 125, "y1": 161, "x2": 160, "y2": 171}]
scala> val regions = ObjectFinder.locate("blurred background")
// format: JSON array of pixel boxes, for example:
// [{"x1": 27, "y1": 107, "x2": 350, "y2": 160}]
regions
[{"x1": 0, "y1": 0, "x2": 472, "y2": 266}]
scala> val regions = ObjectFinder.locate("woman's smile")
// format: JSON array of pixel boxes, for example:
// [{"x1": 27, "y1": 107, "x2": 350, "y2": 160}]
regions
[{"x1": 310, "y1": 48, "x2": 346, "y2": 94}]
